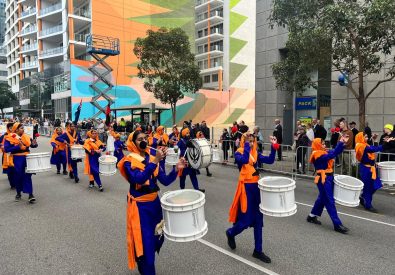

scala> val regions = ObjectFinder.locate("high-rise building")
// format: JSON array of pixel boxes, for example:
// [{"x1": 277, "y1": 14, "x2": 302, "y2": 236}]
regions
[
  {"x1": 0, "y1": 0, "x2": 7, "y2": 84},
  {"x1": 4, "y1": 0, "x2": 91, "y2": 118}
]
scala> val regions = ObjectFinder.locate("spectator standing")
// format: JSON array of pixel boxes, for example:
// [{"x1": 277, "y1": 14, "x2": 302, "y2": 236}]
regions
[
  {"x1": 273, "y1": 119, "x2": 283, "y2": 161},
  {"x1": 349, "y1": 121, "x2": 359, "y2": 148},
  {"x1": 306, "y1": 123, "x2": 314, "y2": 145},
  {"x1": 97, "y1": 119, "x2": 106, "y2": 142},
  {"x1": 364, "y1": 122, "x2": 373, "y2": 145},
  {"x1": 253, "y1": 126, "x2": 264, "y2": 153},
  {"x1": 379, "y1": 124, "x2": 395, "y2": 161},
  {"x1": 312, "y1": 118, "x2": 327, "y2": 140},
  {"x1": 295, "y1": 127, "x2": 309, "y2": 174},
  {"x1": 338, "y1": 120, "x2": 354, "y2": 175},
  {"x1": 230, "y1": 122, "x2": 239, "y2": 157},
  {"x1": 330, "y1": 121, "x2": 341, "y2": 166},
  {"x1": 201, "y1": 121, "x2": 210, "y2": 141},
  {"x1": 220, "y1": 128, "x2": 230, "y2": 164}
]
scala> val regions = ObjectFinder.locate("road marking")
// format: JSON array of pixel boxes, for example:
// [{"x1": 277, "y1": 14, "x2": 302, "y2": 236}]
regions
[
  {"x1": 197, "y1": 238, "x2": 279, "y2": 275},
  {"x1": 296, "y1": 202, "x2": 395, "y2": 227}
]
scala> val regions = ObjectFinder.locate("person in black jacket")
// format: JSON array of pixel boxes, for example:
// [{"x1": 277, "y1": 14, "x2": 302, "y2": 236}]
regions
[
  {"x1": 312, "y1": 118, "x2": 327, "y2": 140},
  {"x1": 379, "y1": 124, "x2": 395, "y2": 161},
  {"x1": 349, "y1": 121, "x2": 359, "y2": 148},
  {"x1": 364, "y1": 122, "x2": 373, "y2": 145},
  {"x1": 201, "y1": 121, "x2": 210, "y2": 141},
  {"x1": 220, "y1": 128, "x2": 231, "y2": 164},
  {"x1": 295, "y1": 127, "x2": 309, "y2": 174},
  {"x1": 273, "y1": 119, "x2": 283, "y2": 160}
]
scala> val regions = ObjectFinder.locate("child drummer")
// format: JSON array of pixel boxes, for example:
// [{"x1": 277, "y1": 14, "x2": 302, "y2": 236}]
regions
[
  {"x1": 307, "y1": 135, "x2": 349, "y2": 234},
  {"x1": 118, "y1": 130, "x2": 186, "y2": 274},
  {"x1": 83, "y1": 129, "x2": 106, "y2": 191},
  {"x1": 226, "y1": 132, "x2": 279, "y2": 263},
  {"x1": 50, "y1": 127, "x2": 68, "y2": 175}
]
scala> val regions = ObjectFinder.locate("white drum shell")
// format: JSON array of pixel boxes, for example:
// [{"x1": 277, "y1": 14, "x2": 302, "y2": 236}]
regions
[
  {"x1": 378, "y1": 161, "x2": 395, "y2": 187},
  {"x1": 258, "y1": 177, "x2": 297, "y2": 217},
  {"x1": 26, "y1": 152, "x2": 52, "y2": 173},
  {"x1": 212, "y1": 149, "x2": 222, "y2": 163},
  {"x1": 107, "y1": 134, "x2": 115, "y2": 154},
  {"x1": 187, "y1": 139, "x2": 213, "y2": 169},
  {"x1": 99, "y1": 155, "x2": 117, "y2": 176},
  {"x1": 161, "y1": 190, "x2": 208, "y2": 242},
  {"x1": 166, "y1": 148, "x2": 179, "y2": 165},
  {"x1": 71, "y1": 146, "x2": 85, "y2": 160},
  {"x1": 334, "y1": 175, "x2": 363, "y2": 207}
]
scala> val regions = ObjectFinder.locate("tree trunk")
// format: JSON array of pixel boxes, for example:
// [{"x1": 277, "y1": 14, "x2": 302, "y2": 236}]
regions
[
  {"x1": 172, "y1": 103, "x2": 177, "y2": 125},
  {"x1": 358, "y1": 89, "x2": 366, "y2": 132}
]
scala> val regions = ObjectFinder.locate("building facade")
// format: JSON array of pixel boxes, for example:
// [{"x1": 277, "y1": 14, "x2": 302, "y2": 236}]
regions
[{"x1": 255, "y1": 0, "x2": 395, "y2": 144}]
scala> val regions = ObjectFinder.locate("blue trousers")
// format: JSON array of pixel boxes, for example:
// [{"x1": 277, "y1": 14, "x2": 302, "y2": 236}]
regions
[
  {"x1": 359, "y1": 164, "x2": 382, "y2": 209},
  {"x1": 4, "y1": 168, "x2": 15, "y2": 188},
  {"x1": 179, "y1": 168, "x2": 199, "y2": 190},
  {"x1": 13, "y1": 156, "x2": 33, "y2": 195},
  {"x1": 227, "y1": 183, "x2": 263, "y2": 253},
  {"x1": 88, "y1": 155, "x2": 102, "y2": 186},
  {"x1": 311, "y1": 177, "x2": 342, "y2": 227},
  {"x1": 70, "y1": 160, "x2": 79, "y2": 179}
]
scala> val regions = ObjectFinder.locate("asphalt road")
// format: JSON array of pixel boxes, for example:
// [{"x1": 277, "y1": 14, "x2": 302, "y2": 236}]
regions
[{"x1": 0, "y1": 139, "x2": 394, "y2": 275}]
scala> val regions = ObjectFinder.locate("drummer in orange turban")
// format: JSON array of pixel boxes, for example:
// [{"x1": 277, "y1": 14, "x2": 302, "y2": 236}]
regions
[
  {"x1": 149, "y1": 125, "x2": 169, "y2": 171},
  {"x1": 83, "y1": 129, "x2": 106, "y2": 191},
  {"x1": 0, "y1": 122, "x2": 15, "y2": 189},
  {"x1": 226, "y1": 132, "x2": 279, "y2": 263},
  {"x1": 176, "y1": 127, "x2": 205, "y2": 192},
  {"x1": 4, "y1": 122, "x2": 38, "y2": 203},
  {"x1": 355, "y1": 132, "x2": 393, "y2": 212},
  {"x1": 50, "y1": 127, "x2": 68, "y2": 175},
  {"x1": 307, "y1": 135, "x2": 350, "y2": 234},
  {"x1": 117, "y1": 130, "x2": 185, "y2": 273},
  {"x1": 113, "y1": 132, "x2": 125, "y2": 164},
  {"x1": 55, "y1": 122, "x2": 83, "y2": 183}
]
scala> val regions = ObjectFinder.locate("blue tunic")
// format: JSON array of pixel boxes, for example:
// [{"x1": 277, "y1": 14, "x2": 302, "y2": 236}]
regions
[
  {"x1": 124, "y1": 154, "x2": 177, "y2": 274},
  {"x1": 56, "y1": 131, "x2": 83, "y2": 178},
  {"x1": 114, "y1": 140, "x2": 124, "y2": 164},
  {"x1": 177, "y1": 138, "x2": 200, "y2": 190}
]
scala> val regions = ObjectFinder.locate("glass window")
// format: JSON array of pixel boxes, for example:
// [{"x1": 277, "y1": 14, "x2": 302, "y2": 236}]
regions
[
  {"x1": 203, "y1": 75, "x2": 210, "y2": 83},
  {"x1": 212, "y1": 74, "x2": 219, "y2": 82}
]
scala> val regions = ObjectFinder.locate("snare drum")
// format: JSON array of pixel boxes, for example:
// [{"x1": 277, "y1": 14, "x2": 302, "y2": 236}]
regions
[
  {"x1": 71, "y1": 145, "x2": 85, "y2": 160},
  {"x1": 166, "y1": 148, "x2": 179, "y2": 165},
  {"x1": 161, "y1": 189, "x2": 208, "y2": 242},
  {"x1": 186, "y1": 138, "x2": 213, "y2": 169},
  {"x1": 26, "y1": 152, "x2": 52, "y2": 173},
  {"x1": 99, "y1": 155, "x2": 117, "y2": 176}
]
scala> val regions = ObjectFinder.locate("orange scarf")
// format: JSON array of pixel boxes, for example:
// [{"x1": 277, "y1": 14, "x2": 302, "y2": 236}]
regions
[
  {"x1": 4, "y1": 131, "x2": 32, "y2": 167},
  {"x1": 83, "y1": 137, "x2": 104, "y2": 175},
  {"x1": 355, "y1": 132, "x2": 377, "y2": 179},
  {"x1": 229, "y1": 134, "x2": 259, "y2": 223},
  {"x1": 50, "y1": 131, "x2": 67, "y2": 152},
  {"x1": 309, "y1": 138, "x2": 334, "y2": 184},
  {"x1": 66, "y1": 129, "x2": 77, "y2": 145},
  {"x1": 152, "y1": 126, "x2": 169, "y2": 146}
]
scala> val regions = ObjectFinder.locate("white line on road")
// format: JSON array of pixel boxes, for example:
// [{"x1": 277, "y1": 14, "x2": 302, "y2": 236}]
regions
[
  {"x1": 296, "y1": 202, "x2": 395, "y2": 227},
  {"x1": 197, "y1": 238, "x2": 279, "y2": 275}
]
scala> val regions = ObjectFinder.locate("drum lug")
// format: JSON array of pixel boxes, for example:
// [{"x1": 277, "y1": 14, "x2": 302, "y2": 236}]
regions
[{"x1": 192, "y1": 210, "x2": 198, "y2": 228}]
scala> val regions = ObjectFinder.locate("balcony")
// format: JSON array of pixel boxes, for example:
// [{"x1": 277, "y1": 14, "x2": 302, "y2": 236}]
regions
[
  {"x1": 20, "y1": 7, "x2": 36, "y2": 23},
  {"x1": 73, "y1": 7, "x2": 91, "y2": 19},
  {"x1": 39, "y1": 25, "x2": 64, "y2": 39},
  {"x1": 73, "y1": 33, "x2": 87, "y2": 43},
  {"x1": 21, "y1": 59, "x2": 38, "y2": 70},
  {"x1": 18, "y1": 0, "x2": 36, "y2": 5},
  {"x1": 195, "y1": 0, "x2": 223, "y2": 13},
  {"x1": 195, "y1": 45, "x2": 223, "y2": 59},
  {"x1": 195, "y1": 10, "x2": 223, "y2": 28},
  {"x1": 195, "y1": 28, "x2": 224, "y2": 45},
  {"x1": 39, "y1": 46, "x2": 66, "y2": 59},
  {"x1": 39, "y1": 3, "x2": 63, "y2": 18},
  {"x1": 20, "y1": 43, "x2": 38, "y2": 54},
  {"x1": 19, "y1": 25, "x2": 37, "y2": 38}
]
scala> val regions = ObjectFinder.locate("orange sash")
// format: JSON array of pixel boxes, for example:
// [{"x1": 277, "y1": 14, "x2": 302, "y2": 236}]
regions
[
  {"x1": 50, "y1": 132, "x2": 66, "y2": 153},
  {"x1": 4, "y1": 133, "x2": 31, "y2": 167},
  {"x1": 118, "y1": 153, "x2": 159, "y2": 188},
  {"x1": 66, "y1": 130, "x2": 77, "y2": 145},
  {"x1": 229, "y1": 138, "x2": 259, "y2": 223},
  {"x1": 126, "y1": 192, "x2": 158, "y2": 270},
  {"x1": 83, "y1": 138, "x2": 104, "y2": 175}
]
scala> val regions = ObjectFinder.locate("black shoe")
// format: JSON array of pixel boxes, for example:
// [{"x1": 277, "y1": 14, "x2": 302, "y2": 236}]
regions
[
  {"x1": 28, "y1": 194, "x2": 36, "y2": 203},
  {"x1": 69, "y1": 172, "x2": 74, "y2": 179},
  {"x1": 198, "y1": 188, "x2": 205, "y2": 193},
  {"x1": 334, "y1": 225, "x2": 349, "y2": 234},
  {"x1": 207, "y1": 173, "x2": 212, "y2": 177},
  {"x1": 15, "y1": 194, "x2": 22, "y2": 201},
  {"x1": 89, "y1": 181, "x2": 94, "y2": 188},
  {"x1": 74, "y1": 177, "x2": 79, "y2": 183},
  {"x1": 63, "y1": 170, "x2": 68, "y2": 175},
  {"x1": 306, "y1": 215, "x2": 322, "y2": 225},
  {"x1": 365, "y1": 207, "x2": 378, "y2": 213},
  {"x1": 57, "y1": 171, "x2": 60, "y2": 174},
  {"x1": 99, "y1": 186, "x2": 104, "y2": 192},
  {"x1": 252, "y1": 250, "x2": 271, "y2": 263},
  {"x1": 226, "y1": 231, "x2": 236, "y2": 250},
  {"x1": 297, "y1": 170, "x2": 302, "y2": 175}
]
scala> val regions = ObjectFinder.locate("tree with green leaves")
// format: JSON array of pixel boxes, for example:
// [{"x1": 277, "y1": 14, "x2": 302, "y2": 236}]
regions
[
  {"x1": 134, "y1": 28, "x2": 202, "y2": 124},
  {"x1": 0, "y1": 82, "x2": 16, "y2": 118},
  {"x1": 271, "y1": 0, "x2": 395, "y2": 130}
]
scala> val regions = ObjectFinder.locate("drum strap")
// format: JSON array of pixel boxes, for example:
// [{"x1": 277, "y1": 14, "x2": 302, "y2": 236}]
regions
[
  {"x1": 363, "y1": 164, "x2": 377, "y2": 180},
  {"x1": 314, "y1": 169, "x2": 333, "y2": 184},
  {"x1": 126, "y1": 192, "x2": 158, "y2": 270}
]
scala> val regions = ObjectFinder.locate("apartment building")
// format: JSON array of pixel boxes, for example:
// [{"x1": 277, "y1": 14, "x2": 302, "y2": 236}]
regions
[{"x1": 4, "y1": 0, "x2": 91, "y2": 118}]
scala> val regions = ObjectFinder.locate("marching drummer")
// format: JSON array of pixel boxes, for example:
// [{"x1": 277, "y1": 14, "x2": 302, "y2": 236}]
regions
[
  {"x1": 118, "y1": 130, "x2": 186, "y2": 274},
  {"x1": 56, "y1": 122, "x2": 84, "y2": 183},
  {"x1": 114, "y1": 132, "x2": 125, "y2": 164},
  {"x1": 83, "y1": 129, "x2": 106, "y2": 191},
  {"x1": 196, "y1": 131, "x2": 213, "y2": 177},
  {"x1": 0, "y1": 123, "x2": 15, "y2": 189},
  {"x1": 168, "y1": 125, "x2": 179, "y2": 148},
  {"x1": 4, "y1": 123, "x2": 38, "y2": 203},
  {"x1": 177, "y1": 128, "x2": 205, "y2": 193},
  {"x1": 226, "y1": 132, "x2": 279, "y2": 263},
  {"x1": 355, "y1": 132, "x2": 394, "y2": 212},
  {"x1": 149, "y1": 126, "x2": 169, "y2": 171},
  {"x1": 50, "y1": 127, "x2": 68, "y2": 175},
  {"x1": 307, "y1": 136, "x2": 350, "y2": 234}
]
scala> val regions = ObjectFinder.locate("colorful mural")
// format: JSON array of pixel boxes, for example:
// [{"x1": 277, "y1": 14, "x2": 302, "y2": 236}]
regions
[{"x1": 70, "y1": 0, "x2": 255, "y2": 128}]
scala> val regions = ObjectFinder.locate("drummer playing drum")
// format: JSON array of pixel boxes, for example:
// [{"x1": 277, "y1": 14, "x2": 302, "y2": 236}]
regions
[
  {"x1": 226, "y1": 132, "x2": 279, "y2": 263},
  {"x1": 118, "y1": 130, "x2": 186, "y2": 274},
  {"x1": 307, "y1": 135, "x2": 350, "y2": 234}
]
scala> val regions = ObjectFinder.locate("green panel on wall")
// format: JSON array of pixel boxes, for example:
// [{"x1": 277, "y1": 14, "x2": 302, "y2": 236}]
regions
[
  {"x1": 229, "y1": 62, "x2": 247, "y2": 85},
  {"x1": 230, "y1": 0, "x2": 241, "y2": 9},
  {"x1": 139, "y1": 0, "x2": 192, "y2": 10},
  {"x1": 131, "y1": 17, "x2": 192, "y2": 29},
  {"x1": 229, "y1": 37, "x2": 247, "y2": 60},
  {"x1": 229, "y1": 11, "x2": 247, "y2": 35},
  {"x1": 223, "y1": 108, "x2": 246, "y2": 124}
]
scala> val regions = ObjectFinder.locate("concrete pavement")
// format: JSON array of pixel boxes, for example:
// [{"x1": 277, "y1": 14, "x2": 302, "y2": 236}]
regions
[{"x1": 0, "y1": 139, "x2": 394, "y2": 275}]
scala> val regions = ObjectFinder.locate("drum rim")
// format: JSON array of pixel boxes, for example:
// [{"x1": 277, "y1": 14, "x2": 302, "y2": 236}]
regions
[
  {"x1": 377, "y1": 161, "x2": 395, "y2": 168},
  {"x1": 259, "y1": 204, "x2": 297, "y2": 217},
  {"x1": 161, "y1": 189, "x2": 205, "y2": 208},
  {"x1": 187, "y1": 139, "x2": 213, "y2": 169},
  {"x1": 26, "y1": 152, "x2": 51, "y2": 157},
  {"x1": 258, "y1": 176, "x2": 296, "y2": 189},
  {"x1": 99, "y1": 155, "x2": 117, "y2": 164},
  {"x1": 334, "y1": 175, "x2": 363, "y2": 189}
]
